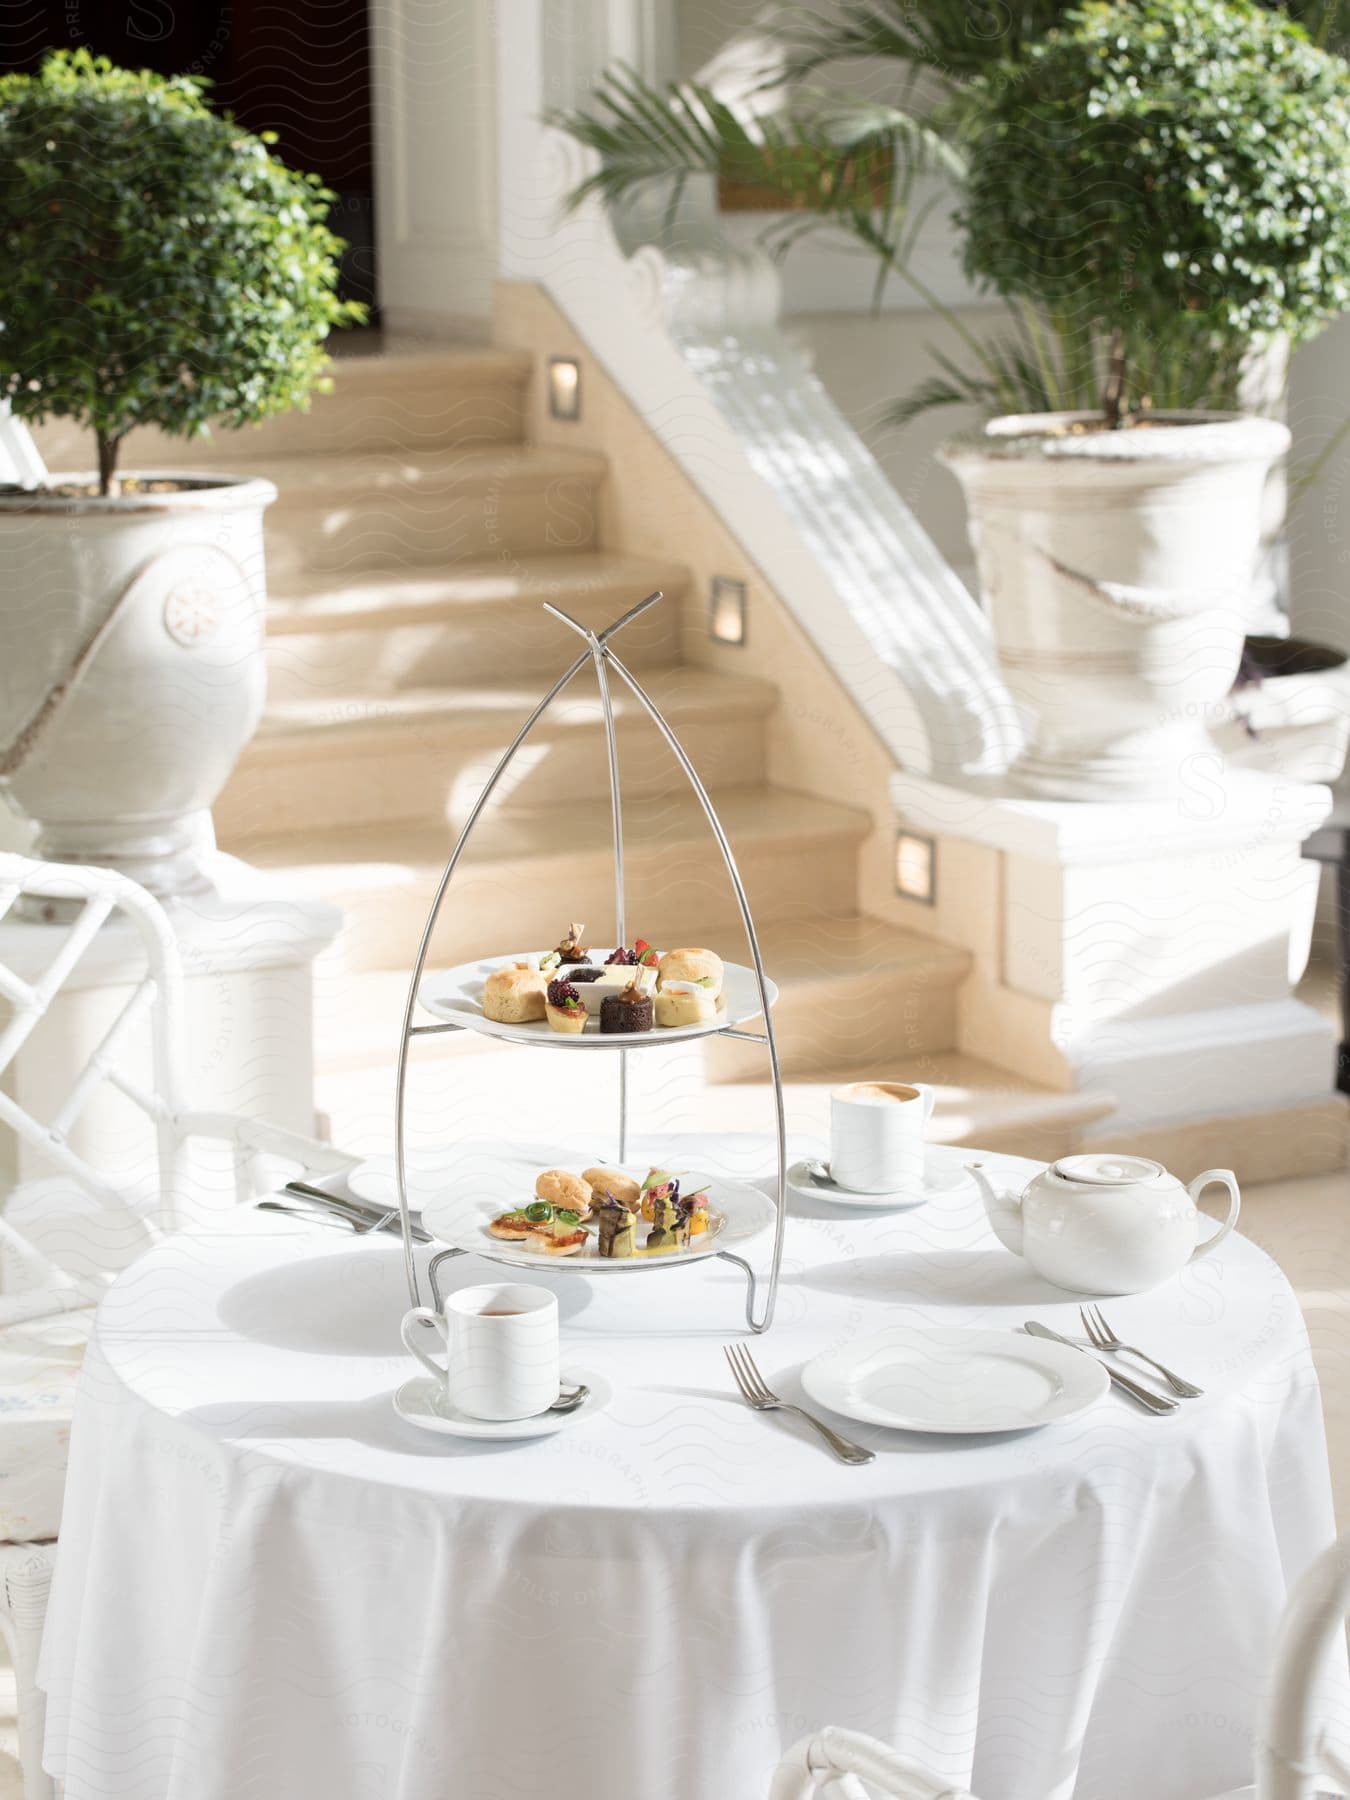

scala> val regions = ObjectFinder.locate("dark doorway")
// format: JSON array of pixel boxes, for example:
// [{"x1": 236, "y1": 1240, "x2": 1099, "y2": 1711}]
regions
[{"x1": 0, "y1": 1, "x2": 377, "y2": 313}]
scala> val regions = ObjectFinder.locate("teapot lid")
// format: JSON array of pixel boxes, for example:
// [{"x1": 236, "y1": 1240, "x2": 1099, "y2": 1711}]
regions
[{"x1": 1051, "y1": 1154, "x2": 1166, "y2": 1186}]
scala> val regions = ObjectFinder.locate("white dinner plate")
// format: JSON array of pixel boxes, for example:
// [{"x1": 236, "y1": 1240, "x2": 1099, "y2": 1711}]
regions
[
  {"x1": 393, "y1": 1368, "x2": 609, "y2": 1440},
  {"x1": 801, "y1": 1325, "x2": 1110, "y2": 1435},
  {"x1": 349, "y1": 1141, "x2": 776, "y2": 1272},
  {"x1": 787, "y1": 1153, "x2": 972, "y2": 1211},
  {"x1": 417, "y1": 951, "x2": 778, "y2": 1048}
]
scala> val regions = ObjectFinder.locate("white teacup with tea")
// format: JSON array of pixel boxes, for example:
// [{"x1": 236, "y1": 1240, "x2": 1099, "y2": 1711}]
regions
[
  {"x1": 401, "y1": 1282, "x2": 559, "y2": 1421},
  {"x1": 830, "y1": 1080, "x2": 936, "y2": 1194}
]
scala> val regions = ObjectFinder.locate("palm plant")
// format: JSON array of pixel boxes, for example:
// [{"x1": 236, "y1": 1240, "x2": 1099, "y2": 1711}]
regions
[{"x1": 552, "y1": 0, "x2": 1350, "y2": 425}]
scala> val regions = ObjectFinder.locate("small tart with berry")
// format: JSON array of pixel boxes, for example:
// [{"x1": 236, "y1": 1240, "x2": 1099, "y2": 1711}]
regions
[{"x1": 545, "y1": 977, "x2": 588, "y2": 1035}]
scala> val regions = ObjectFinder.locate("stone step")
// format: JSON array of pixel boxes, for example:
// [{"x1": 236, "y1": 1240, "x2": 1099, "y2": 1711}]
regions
[
  {"x1": 259, "y1": 444, "x2": 608, "y2": 577},
  {"x1": 264, "y1": 551, "x2": 689, "y2": 699},
  {"x1": 215, "y1": 665, "x2": 779, "y2": 836},
  {"x1": 309, "y1": 1008, "x2": 1111, "y2": 1168},
  {"x1": 30, "y1": 348, "x2": 532, "y2": 472},
  {"x1": 234, "y1": 786, "x2": 872, "y2": 973},
  {"x1": 701, "y1": 916, "x2": 972, "y2": 1081}
]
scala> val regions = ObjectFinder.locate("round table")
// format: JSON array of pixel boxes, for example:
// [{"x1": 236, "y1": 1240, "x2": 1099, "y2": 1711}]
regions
[{"x1": 38, "y1": 1138, "x2": 1337, "y2": 1800}]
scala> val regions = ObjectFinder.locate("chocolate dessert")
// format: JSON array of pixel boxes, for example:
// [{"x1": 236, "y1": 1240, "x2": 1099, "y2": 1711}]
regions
[
  {"x1": 600, "y1": 976, "x2": 654, "y2": 1034},
  {"x1": 555, "y1": 921, "x2": 590, "y2": 965},
  {"x1": 567, "y1": 967, "x2": 603, "y2": 984}
]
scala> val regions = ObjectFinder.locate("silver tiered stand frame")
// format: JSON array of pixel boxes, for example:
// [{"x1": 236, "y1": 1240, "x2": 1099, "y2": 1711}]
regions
[{"x1": 392, "y1": 590, "x2": 788, "y2": 1333}]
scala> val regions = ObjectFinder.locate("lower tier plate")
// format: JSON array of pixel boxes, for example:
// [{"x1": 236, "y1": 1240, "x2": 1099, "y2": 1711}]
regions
[{"x1": 349, "y1": 1141, "x2": 777, "y2": 1272}]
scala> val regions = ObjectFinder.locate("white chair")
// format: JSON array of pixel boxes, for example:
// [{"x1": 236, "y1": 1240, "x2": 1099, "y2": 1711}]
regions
[
  {"x1": 0, "y1": 852, "x2": 353, "y2": 1799},
  {"x1": 770, "y1": 1532, "x2": 1350, "y2": 1799}
]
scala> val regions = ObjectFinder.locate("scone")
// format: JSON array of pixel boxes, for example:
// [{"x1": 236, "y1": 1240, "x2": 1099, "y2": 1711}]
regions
[
  {"x1": 535, "y1": 1169, "x2": 593, "y2": 1217},
  {"x1": 582, "y1": 1166, "x2": 641, "y2": 1211},
  {"x1": 657, "y1": 947, "x2": 724, "y2": 1000},
  {"x1": 654, "y1": 981, "x2": 718, "y2": 1029},
  {"x1": 483, "y1": 962, "x2": 546, "y2": 1023}
]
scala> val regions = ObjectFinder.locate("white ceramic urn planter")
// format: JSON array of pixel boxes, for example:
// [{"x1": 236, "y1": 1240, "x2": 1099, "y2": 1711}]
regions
[
  {"x1": 0, "y1": 473, "x2": 276, "y2": 895},
  {"x1": 940, "y1": 412, "x2": 1291, "y2": 800}
]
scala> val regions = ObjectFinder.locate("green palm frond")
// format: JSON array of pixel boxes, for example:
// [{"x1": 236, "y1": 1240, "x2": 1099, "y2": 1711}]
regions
[
  {"x1": 549, "y1": 67, "x2": 962, "y2": 275},
  {"x1": 779, "y1": 1, "x2": 1076, "y2": 85}
]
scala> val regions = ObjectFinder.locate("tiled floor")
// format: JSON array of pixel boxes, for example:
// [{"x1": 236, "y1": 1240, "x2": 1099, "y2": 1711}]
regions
[{"x1": 0, "y1": 1144, "x2": 1342, "y2": 1796}]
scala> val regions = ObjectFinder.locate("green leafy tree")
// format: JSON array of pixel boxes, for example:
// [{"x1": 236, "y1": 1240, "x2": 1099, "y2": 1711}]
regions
[
  {"x1": 0, "y1": 50, "x2": 362, "y2": 493},
  {"x1": 960, "y1": 0, "x2": 1350, "y2": 420},
  {"x1": 554, "y1": 0, "x2": 1350, "y2": 423}
]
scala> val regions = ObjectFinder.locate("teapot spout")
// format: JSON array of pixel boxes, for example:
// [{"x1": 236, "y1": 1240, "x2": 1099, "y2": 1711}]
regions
[{"x1": 966, "y1": 1161, "x2": 1025, "y2": 1258}]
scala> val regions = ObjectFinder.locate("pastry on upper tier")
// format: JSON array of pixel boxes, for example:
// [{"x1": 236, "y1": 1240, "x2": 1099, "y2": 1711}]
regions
[
  {"x1": 483, "y1": 961, "x2": 546, "y2": 1023},
  {"x1": 654, "y1": 980, "x2": 718, "y2": 1029},
  {"x1": 555, "y1": 921, "x2": 590, "y2": 965},
  {"x1": 657, "y1": 947, "x2": 724, "y2": 999},
  {"x1": 545, "y1": 978, "x2": 587, "y2": 1035},
  {"x1": 600, "y1": 977, "x2": 654, "y2": 1034}
]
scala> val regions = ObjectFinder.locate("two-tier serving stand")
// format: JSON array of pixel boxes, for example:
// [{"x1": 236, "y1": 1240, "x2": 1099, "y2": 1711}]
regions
[{"x1": 392, "y1": 590, "x2": 787, "y2": 1333}]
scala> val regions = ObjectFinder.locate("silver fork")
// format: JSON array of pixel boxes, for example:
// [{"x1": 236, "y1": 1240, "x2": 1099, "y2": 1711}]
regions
[
  {"x1": 1080, "y1": 1304, "x2": 1204, "y2": 1398},
  {"x1": 724, "y1": 1344, "x2": 875, "y2": 1465}
]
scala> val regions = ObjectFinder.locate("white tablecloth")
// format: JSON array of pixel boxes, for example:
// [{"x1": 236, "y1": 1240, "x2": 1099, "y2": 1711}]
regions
[{"x1": 38, "y1": 1139, "x2": 1339, "y2": 1800}]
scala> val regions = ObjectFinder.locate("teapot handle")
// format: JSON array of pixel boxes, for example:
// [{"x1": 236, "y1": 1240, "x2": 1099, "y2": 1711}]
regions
[{"x1": 1187, "y1": 1169, "x2": 1241, "y2": 1261}]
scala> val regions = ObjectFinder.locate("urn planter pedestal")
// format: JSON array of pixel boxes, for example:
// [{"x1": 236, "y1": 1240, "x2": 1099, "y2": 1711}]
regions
[
  {"x1": 941, "y1": 413, "x2": 1291, "y2": 802},
  {"x1": 0, "y1": 473, "x2": 277, "y2": 896}
]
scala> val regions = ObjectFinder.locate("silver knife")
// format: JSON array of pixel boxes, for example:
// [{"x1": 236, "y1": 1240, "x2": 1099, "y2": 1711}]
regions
[
  {"x1": 276, "y1": 1183, "x2": 433, "y2": 1244},
  {"x1": 1024, "y1": 1321, "x2": 1177, "y2": 1415}
]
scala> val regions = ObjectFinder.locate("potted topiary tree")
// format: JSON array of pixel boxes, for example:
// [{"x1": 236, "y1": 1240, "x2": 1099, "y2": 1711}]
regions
[
  {"x1": 555, "y1": 0, "x2": 1350, "y2": 799},
  {"x1": 937, "y1": 0, "x2": 1350, "y2": 797},
  {"x1": 0, "y1": 51, "x2": 359, "y2": 892}
]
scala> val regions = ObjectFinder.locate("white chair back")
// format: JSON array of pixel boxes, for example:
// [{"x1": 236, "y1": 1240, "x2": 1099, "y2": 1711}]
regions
[
  {"x1": 770, "y1": 1529, "x2": 1350, "y2": 1800},
  {"x1": 0, "y1": 853, "x2": 349, "y2": 1319},
  {"x1": 770, "y1": 1727, "x2": 976, "y2": 1800},
  {"x1": 1255, "y1": 1530, "x2": 1350, "y2": 1797}
]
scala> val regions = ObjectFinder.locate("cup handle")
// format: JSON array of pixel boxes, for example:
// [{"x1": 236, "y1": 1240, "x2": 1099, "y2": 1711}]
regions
[
  {"x1": 400, "y1": 1306, "x2": 449, "y2": 1379},
  {"x1": 915, "y1": 1083, "x2": 936, "y2": 1124},
  {"x1": 1187, "y1": 1169, "x2": 1241, "y2": 1261}
]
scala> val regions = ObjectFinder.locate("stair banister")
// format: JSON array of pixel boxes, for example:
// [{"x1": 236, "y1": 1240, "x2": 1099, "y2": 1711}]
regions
[{"x1": 494, "y1": 0, "x2": 1021, "y2": 781}]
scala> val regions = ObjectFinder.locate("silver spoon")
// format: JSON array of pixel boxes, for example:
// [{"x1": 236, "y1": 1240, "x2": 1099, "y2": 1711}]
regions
[{"x1": 548, "y1": 1383, "x2": 589, "y2": 1414}]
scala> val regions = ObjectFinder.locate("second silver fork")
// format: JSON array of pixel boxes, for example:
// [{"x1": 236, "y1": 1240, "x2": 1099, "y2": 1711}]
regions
[
  {"x1": 1080, "y1": 1304, "x2": 1203, "y2": 1398},
  {"x1": 724, "y1": 1343, "x2": 875, "y2": 1465}
]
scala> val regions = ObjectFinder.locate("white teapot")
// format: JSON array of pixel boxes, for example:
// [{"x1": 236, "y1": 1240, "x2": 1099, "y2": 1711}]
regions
[{"x1": 966, "y1": 1154, "x2": 1241, "y2": 1295}]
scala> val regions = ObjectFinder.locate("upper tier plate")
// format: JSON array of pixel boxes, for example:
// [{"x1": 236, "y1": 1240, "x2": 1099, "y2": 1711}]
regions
[{"x1": 418, "y1": 951, "x2": 778, "y2": 1048}]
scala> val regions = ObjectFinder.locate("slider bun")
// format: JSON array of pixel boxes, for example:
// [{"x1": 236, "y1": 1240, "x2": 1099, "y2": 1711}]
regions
[
  {"x1": 657, "y1": 947, "x2": 724, "y2": 991},
  {"x1": 535, "y1": 1169, "x2": 593, "y2": 1214},
  {"x1": 582, "y1": 1167, "x2": 640, "y2": 1210}
]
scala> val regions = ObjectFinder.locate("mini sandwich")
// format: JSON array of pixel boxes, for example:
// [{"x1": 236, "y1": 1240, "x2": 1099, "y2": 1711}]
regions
[
  {"x1": 657, "y1": 947, "x2": 724, "y2": 1001},
  {"x1": 483, "y1": 961, "x2": 546, "y2": 1024},
  {"x1": 581, "y1": 1166, "x2": 640, "y2": 1211},
  {"x1": 535, "y1": 1169, "x2": 593, "y2": 1217}
]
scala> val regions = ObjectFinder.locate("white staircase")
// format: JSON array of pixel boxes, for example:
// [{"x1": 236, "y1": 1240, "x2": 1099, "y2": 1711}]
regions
[{"x1": 34, "y1": 343, "x2": 1112, "y2": 1153}]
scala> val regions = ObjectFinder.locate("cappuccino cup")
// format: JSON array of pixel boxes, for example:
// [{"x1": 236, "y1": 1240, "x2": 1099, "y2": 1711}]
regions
[
  {"x1": 830, "y1": 1080, "x2": 936, "y2": 1193},
  {"x1": 400, "y1": 1282, "x2": 559, "y2": 1421}
]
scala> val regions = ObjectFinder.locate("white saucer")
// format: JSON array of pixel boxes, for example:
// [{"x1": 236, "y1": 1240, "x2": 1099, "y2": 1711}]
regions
[
  {"x1": 787, "y1": 1154, "x2": 971, "y2": 1211},
  {"x1": 393, "y1": 1368, "x2": 609, "y2": 1440}
]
